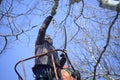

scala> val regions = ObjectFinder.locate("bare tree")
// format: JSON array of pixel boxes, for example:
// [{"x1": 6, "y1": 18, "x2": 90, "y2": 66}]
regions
[{"x1": 0, "y1": 0, "x2": 120, "y2": 80}]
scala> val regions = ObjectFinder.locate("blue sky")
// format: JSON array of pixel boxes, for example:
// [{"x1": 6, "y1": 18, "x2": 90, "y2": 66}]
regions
[{"x1": 0, "y1": 29, "x2": 36, "y2": 80}]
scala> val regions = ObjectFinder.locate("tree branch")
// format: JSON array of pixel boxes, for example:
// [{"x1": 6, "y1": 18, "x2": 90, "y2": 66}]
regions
[
  {"x1": 51, "y1": 0, "x2": 59, "y2": 16},
  {"x1": 93, "y1": 12, "x2": 119, "y2": 80},
  {"x1": 0, "y1": 36, "x2": 7, "y2": 54},
  {"x1": 0, "y1": 25, "x2": 38, "y2": 54}
]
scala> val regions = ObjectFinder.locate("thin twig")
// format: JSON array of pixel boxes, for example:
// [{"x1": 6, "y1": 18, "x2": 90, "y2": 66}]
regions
[{"x1": 0, "y1": 25, "x2": 38, "y2": 37}]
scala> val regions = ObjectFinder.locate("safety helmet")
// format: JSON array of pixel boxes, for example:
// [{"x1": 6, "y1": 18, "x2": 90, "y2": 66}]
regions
[{"x1": 45, "y1": 35, "x2": 53, "y2": 45}]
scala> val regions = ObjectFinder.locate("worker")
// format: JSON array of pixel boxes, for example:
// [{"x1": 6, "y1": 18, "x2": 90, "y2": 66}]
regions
[{"x1": 32, "y1": 15, "x2": 66, "y2": 80}]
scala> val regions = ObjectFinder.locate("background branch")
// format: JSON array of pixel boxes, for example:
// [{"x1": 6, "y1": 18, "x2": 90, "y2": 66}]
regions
[{"x1": 93, "y1": 12, "x2": 119, "y2": 80}]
